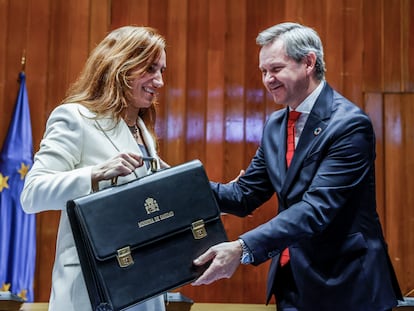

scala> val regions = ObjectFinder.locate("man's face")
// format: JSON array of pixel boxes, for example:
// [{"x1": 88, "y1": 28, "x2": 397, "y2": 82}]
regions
[{"x1": 259, "y1": 39, "x2": 310, "y2": 109}]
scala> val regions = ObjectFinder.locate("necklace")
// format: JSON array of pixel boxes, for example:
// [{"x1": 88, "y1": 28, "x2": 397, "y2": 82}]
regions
[
  {"x1": 126, "y1": 121, "x2": 151, "y2": 164},
  {"x1": 128, "y1": 124, "x2": 139, "y2": 140}
]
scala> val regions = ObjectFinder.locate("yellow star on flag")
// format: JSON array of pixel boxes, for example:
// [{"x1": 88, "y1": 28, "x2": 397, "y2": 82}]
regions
[
  {"x1": 18, "y1": 289, "x2": 28, "y2": 301},
  {"x1": 0, "y1": 173, "x2": 9, "y2": 192},
  {"x1": 18, "y1": 162, "x2": 30, "y2": 180},
  {"x1": 1, "y1": 282, "x2": 11, "y2": 291}
]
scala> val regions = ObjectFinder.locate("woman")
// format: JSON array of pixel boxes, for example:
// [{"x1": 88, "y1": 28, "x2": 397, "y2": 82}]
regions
[{"x1": 20, "y1": 26, "x2": 168, "y2": 311}]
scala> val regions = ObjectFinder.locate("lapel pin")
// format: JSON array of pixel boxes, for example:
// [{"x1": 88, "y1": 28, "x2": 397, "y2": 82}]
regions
[{"x1": 313, "y1": 127, "x2": 322, "y2": 136}]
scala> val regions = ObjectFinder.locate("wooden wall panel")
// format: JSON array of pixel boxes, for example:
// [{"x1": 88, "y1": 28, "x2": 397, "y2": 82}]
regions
[
  {"x1": 222, "y1": 0, "x2": 246, "y2": 181},
  {"x1": 164, "y1": 0, "x2": 188, "y2": 165},
  {"x1": 26, "y1": 0, "x2": 51, "y2": 150},
  {"x1": 262, "y1": 1, "x2": 285, "y2": 117},
  {"x1": 402, "y1": 0, "x2": 414, "y2": 92},
  {"x1": 1, "y1": 0, "x2": 414, "y2": 304},
  {"x1": 90, "y1": 0, "x2": 111, "y2": 51},
  {"x1": 25, "y1": 0, "x2": 55, "y2": 302},
  {"x1": 383, "y1": 0, "x2": 403, "y2": 92},
  {"x1": 343, "y1": 0, "x2": 363, "y2": 106},
  {"x1": 403, "y1": 95, "x2": 414, "y2": 294},
  {"x1": 324, "y1": 0, "x2": 344, "y2": 92},
  {"x1": 185, "y1": 0, "x2": 208, "y2": 162},
  {"x1": 364, "y1": 93, "x2": 385, "y2": 229},
  {"x1": 285, "y1": 0, "x2": 305, "y2": 22},
  {"x1": 384, "y1": 94, "x2": 414, "y2": 294},
  {"x1": 362, "y1": 0, "x2": 383, "y2": 92},
  {"x1": 46, "y1": 0, "x2": 89, "y2": 115},
  {"x1": 205, "y1": 0, "x2": 225, "y2": 181},
  {"x1": 0, "y1": 0, "x2": 9, "y2": 146},
  {"x1": 1, "y1": 1, "x2": 28, "y2": 146},
  {"x1": 218, "y1": 0, "x2": 248, "y2": 302},
  {"x1": 111, "y1": 0, "x2": 149, "y2": 29},
  {"x1": 147, "y1": 0, "x2": 168, "y2": 156},
  {"x1": 240, "y1": 1, "x2": 279, "y2": 304}
]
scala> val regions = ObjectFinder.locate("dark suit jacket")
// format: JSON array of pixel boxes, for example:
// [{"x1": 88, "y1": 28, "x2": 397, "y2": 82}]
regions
[{"x1": 211, "y1": 83, "x2": 402, "y2": 311}]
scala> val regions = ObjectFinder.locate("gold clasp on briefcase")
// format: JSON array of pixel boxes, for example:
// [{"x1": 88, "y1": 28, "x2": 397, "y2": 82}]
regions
[
  {"x1": 116, "y1": 246, "x2": 134, "y2": 268},
  {"x1": 192, "y1": 220, "x2": 207, "y2": 239}
]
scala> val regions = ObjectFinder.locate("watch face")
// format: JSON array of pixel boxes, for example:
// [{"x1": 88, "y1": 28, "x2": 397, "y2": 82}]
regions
[
  {"x1": 239, "y1": 238, "x2": 253, "y2": 264},
  {"x1": 241, "y1": 252, "x2": 253, "y2": 264}
]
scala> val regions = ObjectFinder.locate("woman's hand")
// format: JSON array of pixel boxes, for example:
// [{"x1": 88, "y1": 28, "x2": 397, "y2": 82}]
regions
[{"x1": 91, "y1": 153, "x2": 144, "y2": 190}]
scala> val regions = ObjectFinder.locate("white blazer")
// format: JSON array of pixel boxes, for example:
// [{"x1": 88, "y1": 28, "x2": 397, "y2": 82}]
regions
[{"x1": 21, "y1": 103, "x2": 165, "y2": 311}]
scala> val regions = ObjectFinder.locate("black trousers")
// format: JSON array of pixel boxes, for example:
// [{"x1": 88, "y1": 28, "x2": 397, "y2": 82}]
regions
[
  {"x1": 272, "y1": 262, "x2": 394, "y2": 311},
  {"x1": 273, "y1": 262, "x2": 299, "y2": 311}
]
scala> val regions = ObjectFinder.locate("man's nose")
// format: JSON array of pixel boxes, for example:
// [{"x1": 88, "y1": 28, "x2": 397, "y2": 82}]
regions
[{"x1": 263, "y1": 72, "x2": 275, "y2": 84}]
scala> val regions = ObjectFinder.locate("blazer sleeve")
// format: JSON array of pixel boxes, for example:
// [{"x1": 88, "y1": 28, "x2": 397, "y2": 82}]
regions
[
  {"x1": 211, "y1": 143, "x2": 275, "y2": 217},
  {"x1": 20, "y1": 104, "x2": 93, "y2": 213}
]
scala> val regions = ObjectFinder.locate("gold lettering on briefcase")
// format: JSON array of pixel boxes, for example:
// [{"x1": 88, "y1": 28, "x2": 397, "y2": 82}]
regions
[
  {"x1": 192, "y1": 220, "x2": 207, "y2": 239},
  {"x1": 144, "y1": 197, "x2": 160, "y2": 214},
  {"x1": 117, "y1": 246, "x2": 134, "y2": 268},
  {"x1": 137, "y1": 211, "x2": 175, "y2": 228}
]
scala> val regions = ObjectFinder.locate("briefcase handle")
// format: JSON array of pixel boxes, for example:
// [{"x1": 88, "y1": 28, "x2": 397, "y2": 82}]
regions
[
  {"x1": 94, "y1": 120, "x2": 159, "y2": 182},
  {"x1": 110, "y1": 157, "x2": 158, "y2": 186},
  {"x1": 142, "y1": 156, "x2": 158, "y2": 173}
]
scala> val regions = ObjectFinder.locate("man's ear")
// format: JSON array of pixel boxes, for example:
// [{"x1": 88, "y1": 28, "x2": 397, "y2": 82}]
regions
[{"x1": 305, "y1": 52, "x2": 317, "y2": 69}]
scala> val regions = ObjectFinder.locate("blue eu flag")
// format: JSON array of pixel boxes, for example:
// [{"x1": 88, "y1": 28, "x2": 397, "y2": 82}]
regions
[{"x1": 0, "y1": 72, "x2": 36, "y2": 302}]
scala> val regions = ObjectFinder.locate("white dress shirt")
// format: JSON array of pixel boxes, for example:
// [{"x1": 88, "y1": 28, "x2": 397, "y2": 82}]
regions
[{"x1": 291, "y1": 80, "x2": 325, "y2": 146}]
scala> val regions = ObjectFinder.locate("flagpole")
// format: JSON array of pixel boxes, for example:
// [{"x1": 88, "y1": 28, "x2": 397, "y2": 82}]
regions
[{"x1": 21, "y1": 50, "x2": 26, "y2": 73}]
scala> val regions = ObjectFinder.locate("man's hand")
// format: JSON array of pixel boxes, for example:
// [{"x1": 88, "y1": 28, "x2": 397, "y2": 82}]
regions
[
  {"x1": 231, "y1": 169, "x2": 245, "y2": 183},
  {"x1": 192, "y1": 240, "x2": 242, "y2": 286}
]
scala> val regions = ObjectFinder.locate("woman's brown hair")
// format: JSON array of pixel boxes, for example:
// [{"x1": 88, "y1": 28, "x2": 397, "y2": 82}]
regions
[{"x1": 62, "y1": 26, "x2": 166, "y2": 141}]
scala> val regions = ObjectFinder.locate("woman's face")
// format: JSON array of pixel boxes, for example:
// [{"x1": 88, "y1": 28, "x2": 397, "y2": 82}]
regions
[{"x1": 130, "y1": 50, "x2": 166, "y2": 109}]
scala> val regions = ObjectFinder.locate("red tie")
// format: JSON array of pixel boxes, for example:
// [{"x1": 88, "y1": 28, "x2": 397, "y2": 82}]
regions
[
  {"x1": 280, "y1": 110, "x2": 301, "y2": 267},
  {"x1": 285, "y1": 110, "x2": 301, "y2": 167}
]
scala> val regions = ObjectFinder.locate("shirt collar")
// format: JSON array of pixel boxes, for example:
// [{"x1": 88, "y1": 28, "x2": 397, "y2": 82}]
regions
[{"x1": 292, "y1": 80, "x2": 325, "y2": 114}]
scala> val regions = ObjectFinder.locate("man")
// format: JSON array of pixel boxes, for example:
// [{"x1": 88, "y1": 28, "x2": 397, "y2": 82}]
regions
[{"x1": 192, "y1": 22, "x2": 402, "y2": 311}]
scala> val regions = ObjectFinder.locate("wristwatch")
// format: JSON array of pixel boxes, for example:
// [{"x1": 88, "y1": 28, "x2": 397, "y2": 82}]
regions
[{"x1": 238, "y1": 238, "x2": 254, "y2": 265}]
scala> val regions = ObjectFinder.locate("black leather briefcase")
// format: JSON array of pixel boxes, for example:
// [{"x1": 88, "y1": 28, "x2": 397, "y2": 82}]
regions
[{"x1": 67, "y1": 160, "x2": 227, "y2": 311}]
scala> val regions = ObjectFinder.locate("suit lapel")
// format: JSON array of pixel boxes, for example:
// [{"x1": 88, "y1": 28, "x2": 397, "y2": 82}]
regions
[
  {"x1": 280, "y1": 83, "x2": 333, "y2": 197},
  {"x1": 276, "y1": 107, "x2": 290, "y2": 182}
]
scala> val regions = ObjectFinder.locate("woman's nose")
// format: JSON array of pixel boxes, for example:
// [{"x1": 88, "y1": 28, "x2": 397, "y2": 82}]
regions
[{"x1": 153, "y1": 71, "x2": 164, "y2": 88}]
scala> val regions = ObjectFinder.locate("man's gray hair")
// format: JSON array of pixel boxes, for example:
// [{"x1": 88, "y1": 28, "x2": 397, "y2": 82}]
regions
[{"x1": 256, "y1": 22, "x2": 326, "y2": 81}]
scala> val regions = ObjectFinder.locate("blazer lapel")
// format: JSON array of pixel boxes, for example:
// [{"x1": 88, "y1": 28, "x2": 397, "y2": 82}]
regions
[{"x1": 94, "y1": 118, "x2": 152, "y2": 179}]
